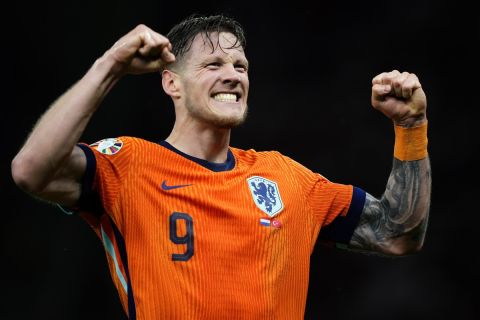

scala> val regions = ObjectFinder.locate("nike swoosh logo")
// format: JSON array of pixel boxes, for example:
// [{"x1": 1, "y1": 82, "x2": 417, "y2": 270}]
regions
[{"x1": 161, "y1": 180, "x2": 193, "y2": 191}]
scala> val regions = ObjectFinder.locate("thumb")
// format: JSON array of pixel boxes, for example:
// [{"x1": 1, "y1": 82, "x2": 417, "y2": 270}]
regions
[{"x1": 372, "y1": 83, "x2": 391, "y2": 102}]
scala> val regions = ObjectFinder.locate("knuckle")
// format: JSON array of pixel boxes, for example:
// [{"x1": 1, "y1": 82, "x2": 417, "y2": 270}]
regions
[{"x1": 387, "y1": 70, "x2": 396, "y2": 78}]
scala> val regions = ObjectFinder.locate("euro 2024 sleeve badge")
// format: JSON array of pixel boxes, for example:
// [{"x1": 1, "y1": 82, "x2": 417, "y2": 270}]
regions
[
  {"x1": 90, "y1": 138, "x2": 123, "y2": 155},
  {"x1": 247, "y1": 176, "x2": 284, "y2": 217}
]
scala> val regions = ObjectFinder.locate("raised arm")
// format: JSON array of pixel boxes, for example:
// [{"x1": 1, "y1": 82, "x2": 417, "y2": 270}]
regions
[
  {"x1": 11, "y1": 25, "x2": 175, "y2": 206},
  {"x1": 349, "y1": 70, "x2": 431, "y2": 256}
]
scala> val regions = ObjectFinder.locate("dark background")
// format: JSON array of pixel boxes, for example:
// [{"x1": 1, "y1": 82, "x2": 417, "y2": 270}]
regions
[{"x1": 2, "y1": 0, "x2": 479, "y2": 319}]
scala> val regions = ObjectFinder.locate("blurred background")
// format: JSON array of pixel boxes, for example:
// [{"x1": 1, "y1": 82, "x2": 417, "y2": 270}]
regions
[{"x1": 2, "y1": 0, "x2": 478, "y2": 319}]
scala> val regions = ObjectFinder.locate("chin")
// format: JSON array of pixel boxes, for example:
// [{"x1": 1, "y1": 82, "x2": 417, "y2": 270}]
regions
[
  {"x1": 187, "y1": 102, "x2": 248, "y2": 129},
  {"x1": 209, "y1": 111, "x2": 248, "y2": 129}
]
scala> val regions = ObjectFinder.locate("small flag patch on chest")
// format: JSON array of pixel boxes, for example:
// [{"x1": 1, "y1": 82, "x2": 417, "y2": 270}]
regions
[
  {"x1": 260, "y1": 218, "x2": 271, "y2": 227},
  {"x1": 259, "y1": 218, "x2": 282, "y2": 229},
  {"x1": 90, "y1": 138, "x2": 123, "y2": 155}
]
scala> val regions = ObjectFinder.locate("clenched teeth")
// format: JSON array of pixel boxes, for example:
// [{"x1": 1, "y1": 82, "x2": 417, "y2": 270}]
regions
[{"x1": 213, "y1": 93, "x2": 237, "y2": 102}]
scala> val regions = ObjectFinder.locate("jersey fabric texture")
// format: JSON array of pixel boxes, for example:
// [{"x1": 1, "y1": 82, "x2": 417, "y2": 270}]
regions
[{"x1": 74, "y1": 136, "x2": 366, "y2": 320}]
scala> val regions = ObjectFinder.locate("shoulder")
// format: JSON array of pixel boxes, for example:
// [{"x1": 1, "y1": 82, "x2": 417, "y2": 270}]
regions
[
  {"x1": 230, "y1": 147, "x2": 285, "y2": 160},
  {"x1": 83, "y1": 136, "x2": 168, "y2": 170},
  {"x1": 230, "y1": 147, "x2": 305, "y2": 171},
  {"x1": 87, "y1": 136, "x2": 159, "y2": 155}
]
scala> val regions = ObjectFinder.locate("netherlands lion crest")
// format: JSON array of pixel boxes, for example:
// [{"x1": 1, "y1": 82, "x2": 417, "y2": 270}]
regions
[{"x1": 247, "y1": 176, "x2": 284, "y2": 217}]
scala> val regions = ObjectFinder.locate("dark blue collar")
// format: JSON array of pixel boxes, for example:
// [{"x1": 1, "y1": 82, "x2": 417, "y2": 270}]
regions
[{"x1": 158, "y1": 140, "x2": 235, "y2": 172}]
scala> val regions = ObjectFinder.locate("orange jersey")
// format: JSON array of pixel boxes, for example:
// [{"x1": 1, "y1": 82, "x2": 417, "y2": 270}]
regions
[{"x1": 74, "y1": 137, "x2": 366, "y2": 319}]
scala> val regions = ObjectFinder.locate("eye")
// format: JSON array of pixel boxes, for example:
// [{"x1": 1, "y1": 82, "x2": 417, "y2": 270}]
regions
[
  {"x1": 206, "y1": 62, "x2": 221, "y2": 69},
  {"x1": 235, "y1": 64, "x2": 248, "y2": 73}
]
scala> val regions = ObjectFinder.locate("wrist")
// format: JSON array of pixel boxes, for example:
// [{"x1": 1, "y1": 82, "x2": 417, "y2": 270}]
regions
[
  {"x1": 84, "y1": 55, "x2": 123, "y2": 94},
  {"x1": 394, "y1": 121, "x2": 428, "y2": 161},
  {"x1": 394, "y1": 115, "x2": 427, "y2": 128}
]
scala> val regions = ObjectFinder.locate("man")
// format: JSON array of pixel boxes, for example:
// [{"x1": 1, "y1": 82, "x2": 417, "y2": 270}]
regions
[{"x1": 11, "y1": 14, "x2": 431, "y2": 319}]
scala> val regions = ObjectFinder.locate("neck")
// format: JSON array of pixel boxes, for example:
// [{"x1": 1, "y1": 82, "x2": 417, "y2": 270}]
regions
[{"x1": 166, "y1": 120, "x2": 231, "y2": 163}]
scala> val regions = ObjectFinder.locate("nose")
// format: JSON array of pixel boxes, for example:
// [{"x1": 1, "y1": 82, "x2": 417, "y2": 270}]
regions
[{"x1": 221, "y1": 64, "x2": 241, "y2": 85}]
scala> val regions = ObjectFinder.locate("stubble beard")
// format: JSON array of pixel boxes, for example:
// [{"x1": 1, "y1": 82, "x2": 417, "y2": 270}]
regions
[{"x1": 185, "y1": 96, "x2": 248, "y2": 129}]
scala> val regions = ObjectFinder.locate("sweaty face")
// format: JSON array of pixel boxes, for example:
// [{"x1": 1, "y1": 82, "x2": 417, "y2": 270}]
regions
[{"x1": 178, "y1": 32, "x2": 249, "y2": 129}]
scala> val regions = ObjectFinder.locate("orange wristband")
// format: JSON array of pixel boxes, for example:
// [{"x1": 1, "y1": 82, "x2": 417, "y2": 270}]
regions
[{"x1": 394, "y1": 121, "x2": 428, "y2": 161}]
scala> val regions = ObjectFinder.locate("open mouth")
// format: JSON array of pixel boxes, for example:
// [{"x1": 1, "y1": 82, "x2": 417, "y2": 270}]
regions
[{"x1": 212, "y1": 92, "x2": 240, "y2": 103}]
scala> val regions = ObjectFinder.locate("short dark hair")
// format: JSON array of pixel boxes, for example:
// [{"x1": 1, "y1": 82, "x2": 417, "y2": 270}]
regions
[{"x1": 166, "y1": 14, "x2": 246, "y2": 66}]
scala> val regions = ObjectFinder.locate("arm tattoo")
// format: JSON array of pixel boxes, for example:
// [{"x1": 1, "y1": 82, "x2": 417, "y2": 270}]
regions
[{"x1": 350, "y1": 157, "x2": 431, "y2": 255}]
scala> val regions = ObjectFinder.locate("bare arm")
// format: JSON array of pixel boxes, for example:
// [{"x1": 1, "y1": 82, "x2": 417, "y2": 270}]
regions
[
  {"x1": 349, "y1": 70, "x2": 431, "y2": 256},
  {"x1": 350, "y1": 157, "x2": 431, "y2": 255},
  {"x1": 11, "y1": 60, "x2": 118, "y2": 205},
  {"x1": 11, "y1": 25, "x2": 175, "y2": 206}
]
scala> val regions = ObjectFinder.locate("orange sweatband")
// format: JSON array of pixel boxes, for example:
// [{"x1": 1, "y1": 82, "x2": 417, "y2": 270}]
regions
[{"x1": 394, "y1": 121, "x2": 428, "y2": 161}]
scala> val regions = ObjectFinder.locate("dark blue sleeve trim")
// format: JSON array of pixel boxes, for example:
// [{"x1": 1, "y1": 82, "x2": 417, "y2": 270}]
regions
[
  {"x1": 57, "y1": 144, "x2": 99, "y2": 214},
  {"x1": 77, "y1": 144, "x2": 96, "y2": 204},
  {"x1": 318, "y1": 187, "x2": 367, "y2": 245}
]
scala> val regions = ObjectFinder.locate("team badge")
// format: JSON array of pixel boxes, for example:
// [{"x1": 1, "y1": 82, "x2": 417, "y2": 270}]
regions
[
  {"x1": 90, "y1": 138, "x2": 123, "y2": 155},
  {"x1": 247, "y1": 176, "x2": 284, "y2": 217}
]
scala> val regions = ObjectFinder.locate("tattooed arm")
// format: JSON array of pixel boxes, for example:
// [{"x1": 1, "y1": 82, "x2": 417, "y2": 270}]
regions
[
  {"x1": 350, "y1": 158, "x2": 431, "y2": 255},
  {"x1": 349, "y1": 70, "x2": 431, "y2": 256}
]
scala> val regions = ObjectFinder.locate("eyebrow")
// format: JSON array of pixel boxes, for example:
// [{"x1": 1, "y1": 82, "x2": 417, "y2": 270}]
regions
[{"x1": 202, "y1": 54, "x2": 249, "y2": 66}]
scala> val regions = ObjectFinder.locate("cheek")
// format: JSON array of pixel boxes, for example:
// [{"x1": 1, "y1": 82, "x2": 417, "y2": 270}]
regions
[
  {"x1": 242, "y1": 74, "x2": 249, "y2": 87},
  {"x1": 243, "y1": 78, "x2": 250, "y2": 95},
  {"x1": 193, "y1": 76, "x2": 215, "y2": 94},
  {"x1": 184, "y1": 80, "x2": 206, "y2": 98}
]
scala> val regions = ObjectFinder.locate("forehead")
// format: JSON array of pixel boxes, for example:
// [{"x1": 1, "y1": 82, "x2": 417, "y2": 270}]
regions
[{"x1": 187, "y1": 31, "x2": 246, "y2": 60}]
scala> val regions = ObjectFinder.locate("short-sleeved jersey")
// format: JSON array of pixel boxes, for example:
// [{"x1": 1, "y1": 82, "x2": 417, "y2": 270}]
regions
[{"x1": 75, "y1": 136, "x2": 366, "y2": 319}]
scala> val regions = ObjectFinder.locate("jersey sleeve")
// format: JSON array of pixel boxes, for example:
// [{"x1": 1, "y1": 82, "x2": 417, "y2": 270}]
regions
[
  {"x1": 284, "y1": 155, "x2": 366, "y2": 245},
  {"x1": 74, "y1": 137, "x2": 136, "y2": 231}
]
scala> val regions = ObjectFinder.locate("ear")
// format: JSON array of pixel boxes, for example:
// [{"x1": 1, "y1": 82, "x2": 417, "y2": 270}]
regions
[{"x1": 162, "y1": 70, "x2": 181, "y2": 98}]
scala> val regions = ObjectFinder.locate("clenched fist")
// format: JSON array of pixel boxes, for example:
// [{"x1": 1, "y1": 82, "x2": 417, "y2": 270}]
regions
[
  {"x1": 104, "y1": 24, "x2": 176, "y2": 76},
  {"x1": 371, "y1": 70, "x2": 427, "y2": 127}
]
